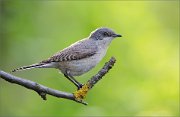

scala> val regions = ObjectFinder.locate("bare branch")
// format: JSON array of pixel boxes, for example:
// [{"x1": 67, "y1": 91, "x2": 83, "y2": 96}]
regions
[
  {"x1": 0, "y1": 70, "x2": 87, "y2": 105},
  {"x1": 72, "y1": 57, "x2": 116, "y2": 101},
  {"x1": 88, "y1": 57, "x2": 116, "y2": 88},
  {"x1": 0, "y1": 57, "x2": 116, "y2": 105}
]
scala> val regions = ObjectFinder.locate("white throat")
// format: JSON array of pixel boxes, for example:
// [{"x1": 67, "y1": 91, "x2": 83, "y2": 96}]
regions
[{"x1": 96, "y1": 37, "x2": 114, "y2": 49}]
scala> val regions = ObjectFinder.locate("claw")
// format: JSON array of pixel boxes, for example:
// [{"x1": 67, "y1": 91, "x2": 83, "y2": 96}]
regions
[{"x1": 77, "y1": 83, "x2": 83, "y2": 90}]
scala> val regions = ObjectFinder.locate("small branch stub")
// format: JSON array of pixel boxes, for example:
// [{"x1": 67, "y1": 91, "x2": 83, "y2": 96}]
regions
[{"x1": 0, "y1": 57, "x2": 116, "y2": 105}]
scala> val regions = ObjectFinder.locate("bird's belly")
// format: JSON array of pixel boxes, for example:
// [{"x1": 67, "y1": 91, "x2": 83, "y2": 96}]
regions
[{"x1": 58, "y1": 51, "x2": 106, "y2": 76}]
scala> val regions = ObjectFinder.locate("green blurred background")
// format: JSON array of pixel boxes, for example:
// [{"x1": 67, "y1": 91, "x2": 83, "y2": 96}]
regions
[{"x1": 0, "y1": 1, "x2": 179, "y2": 116}]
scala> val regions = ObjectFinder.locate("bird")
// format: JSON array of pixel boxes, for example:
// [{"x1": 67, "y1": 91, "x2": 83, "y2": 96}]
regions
[{"x1": 12, "y1": 27, "x2": 122, "y2": 89}]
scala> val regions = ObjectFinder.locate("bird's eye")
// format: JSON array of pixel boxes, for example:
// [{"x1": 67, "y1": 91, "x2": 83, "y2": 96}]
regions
[{"x1": 103, "y1": 32, "x2": 109, "y2": 36}]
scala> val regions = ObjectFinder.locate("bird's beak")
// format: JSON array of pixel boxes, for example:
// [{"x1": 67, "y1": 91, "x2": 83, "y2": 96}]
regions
[{"x1": 112, "y1": 34, "x2": 122, "y2": 37}]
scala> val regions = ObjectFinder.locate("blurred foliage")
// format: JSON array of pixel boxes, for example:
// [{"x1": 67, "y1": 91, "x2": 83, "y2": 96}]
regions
[{"x1": 0, "y1": 0, "x2": 179, "y2": 116}]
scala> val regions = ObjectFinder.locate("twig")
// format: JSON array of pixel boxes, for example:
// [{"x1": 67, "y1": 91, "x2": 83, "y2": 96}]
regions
[
  {"x1": 0, "y1": 57, "x2": 116, "y2": 105},
  {"x1": 88, "y1": 57, "x2": 116, "y2": 88},
  {"x1": 72, "y1": 57, "x2": 116, "y2": 102}
]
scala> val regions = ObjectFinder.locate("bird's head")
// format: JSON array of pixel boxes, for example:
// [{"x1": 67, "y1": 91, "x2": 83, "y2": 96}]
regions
[{"x1": 89, "y1": 27, "x2": 122, "y2": 41}]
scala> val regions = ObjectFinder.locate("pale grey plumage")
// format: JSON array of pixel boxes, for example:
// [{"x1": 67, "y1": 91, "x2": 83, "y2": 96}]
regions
[
  {"x1": 42, "y1": 39, "x2": 97, "y2": 63},
  {"x1": 12, "y1": 27, "x2": 122, "y2": 89}
]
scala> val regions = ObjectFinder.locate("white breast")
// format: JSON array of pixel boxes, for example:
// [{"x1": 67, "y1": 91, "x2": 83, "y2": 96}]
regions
[{"x1": 58, "y1": 47, "x2": 108, "y2": 76}]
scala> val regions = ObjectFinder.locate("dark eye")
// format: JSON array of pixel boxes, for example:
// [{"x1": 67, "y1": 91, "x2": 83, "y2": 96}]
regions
[{"x1": 103, "y1": 32, "x2": 109, "y2": 36}]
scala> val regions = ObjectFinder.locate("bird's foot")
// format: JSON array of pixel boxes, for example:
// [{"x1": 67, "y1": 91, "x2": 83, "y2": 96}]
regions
[{"x1": 77, "y1": 83, "x2": 83, "y2": 90}]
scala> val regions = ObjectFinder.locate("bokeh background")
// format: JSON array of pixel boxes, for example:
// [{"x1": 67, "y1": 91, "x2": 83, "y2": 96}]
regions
[{"x1": 0, "y1": 1, "x2": 179, "y2": 116}]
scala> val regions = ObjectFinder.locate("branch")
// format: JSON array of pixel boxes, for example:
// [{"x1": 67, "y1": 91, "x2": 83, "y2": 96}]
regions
[
  {"x1": 88, "y1": 57, "x2": 116, "y2": 88},
  {"x1": 73, "y1": 57, "x2": 116, "y2": 101},
  {"x1": 0, "y1": 57, "x2": 116, "y2": 105}
]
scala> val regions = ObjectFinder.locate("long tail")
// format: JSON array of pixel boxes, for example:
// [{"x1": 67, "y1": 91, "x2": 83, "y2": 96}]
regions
[{"x1": 12, "y1": 63, "x2": 46, "y2": 72}]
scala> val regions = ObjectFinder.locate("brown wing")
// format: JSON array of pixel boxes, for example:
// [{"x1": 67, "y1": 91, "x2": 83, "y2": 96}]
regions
[{"x1": 41, "y1": 39, "x2": 97, "y2": 63}]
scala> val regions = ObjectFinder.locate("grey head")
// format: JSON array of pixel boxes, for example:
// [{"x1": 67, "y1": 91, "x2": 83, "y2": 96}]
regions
[{"x1": 89, "y1": 27, "x2": 122, "y2": 40}]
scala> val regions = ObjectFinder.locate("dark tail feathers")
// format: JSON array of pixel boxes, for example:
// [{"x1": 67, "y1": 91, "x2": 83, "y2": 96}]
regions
[{"x1": 12, "y1": 63, "x2": 45, "y2": 72}]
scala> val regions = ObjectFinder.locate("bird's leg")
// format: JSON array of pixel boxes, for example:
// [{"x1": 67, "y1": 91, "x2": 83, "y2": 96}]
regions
[
  {"x1": 64, "y1": 71, "x2": 83, "y2": 89},
  {"x1": 69, "y1": 75, "x2": 83, "y2": 90}
]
